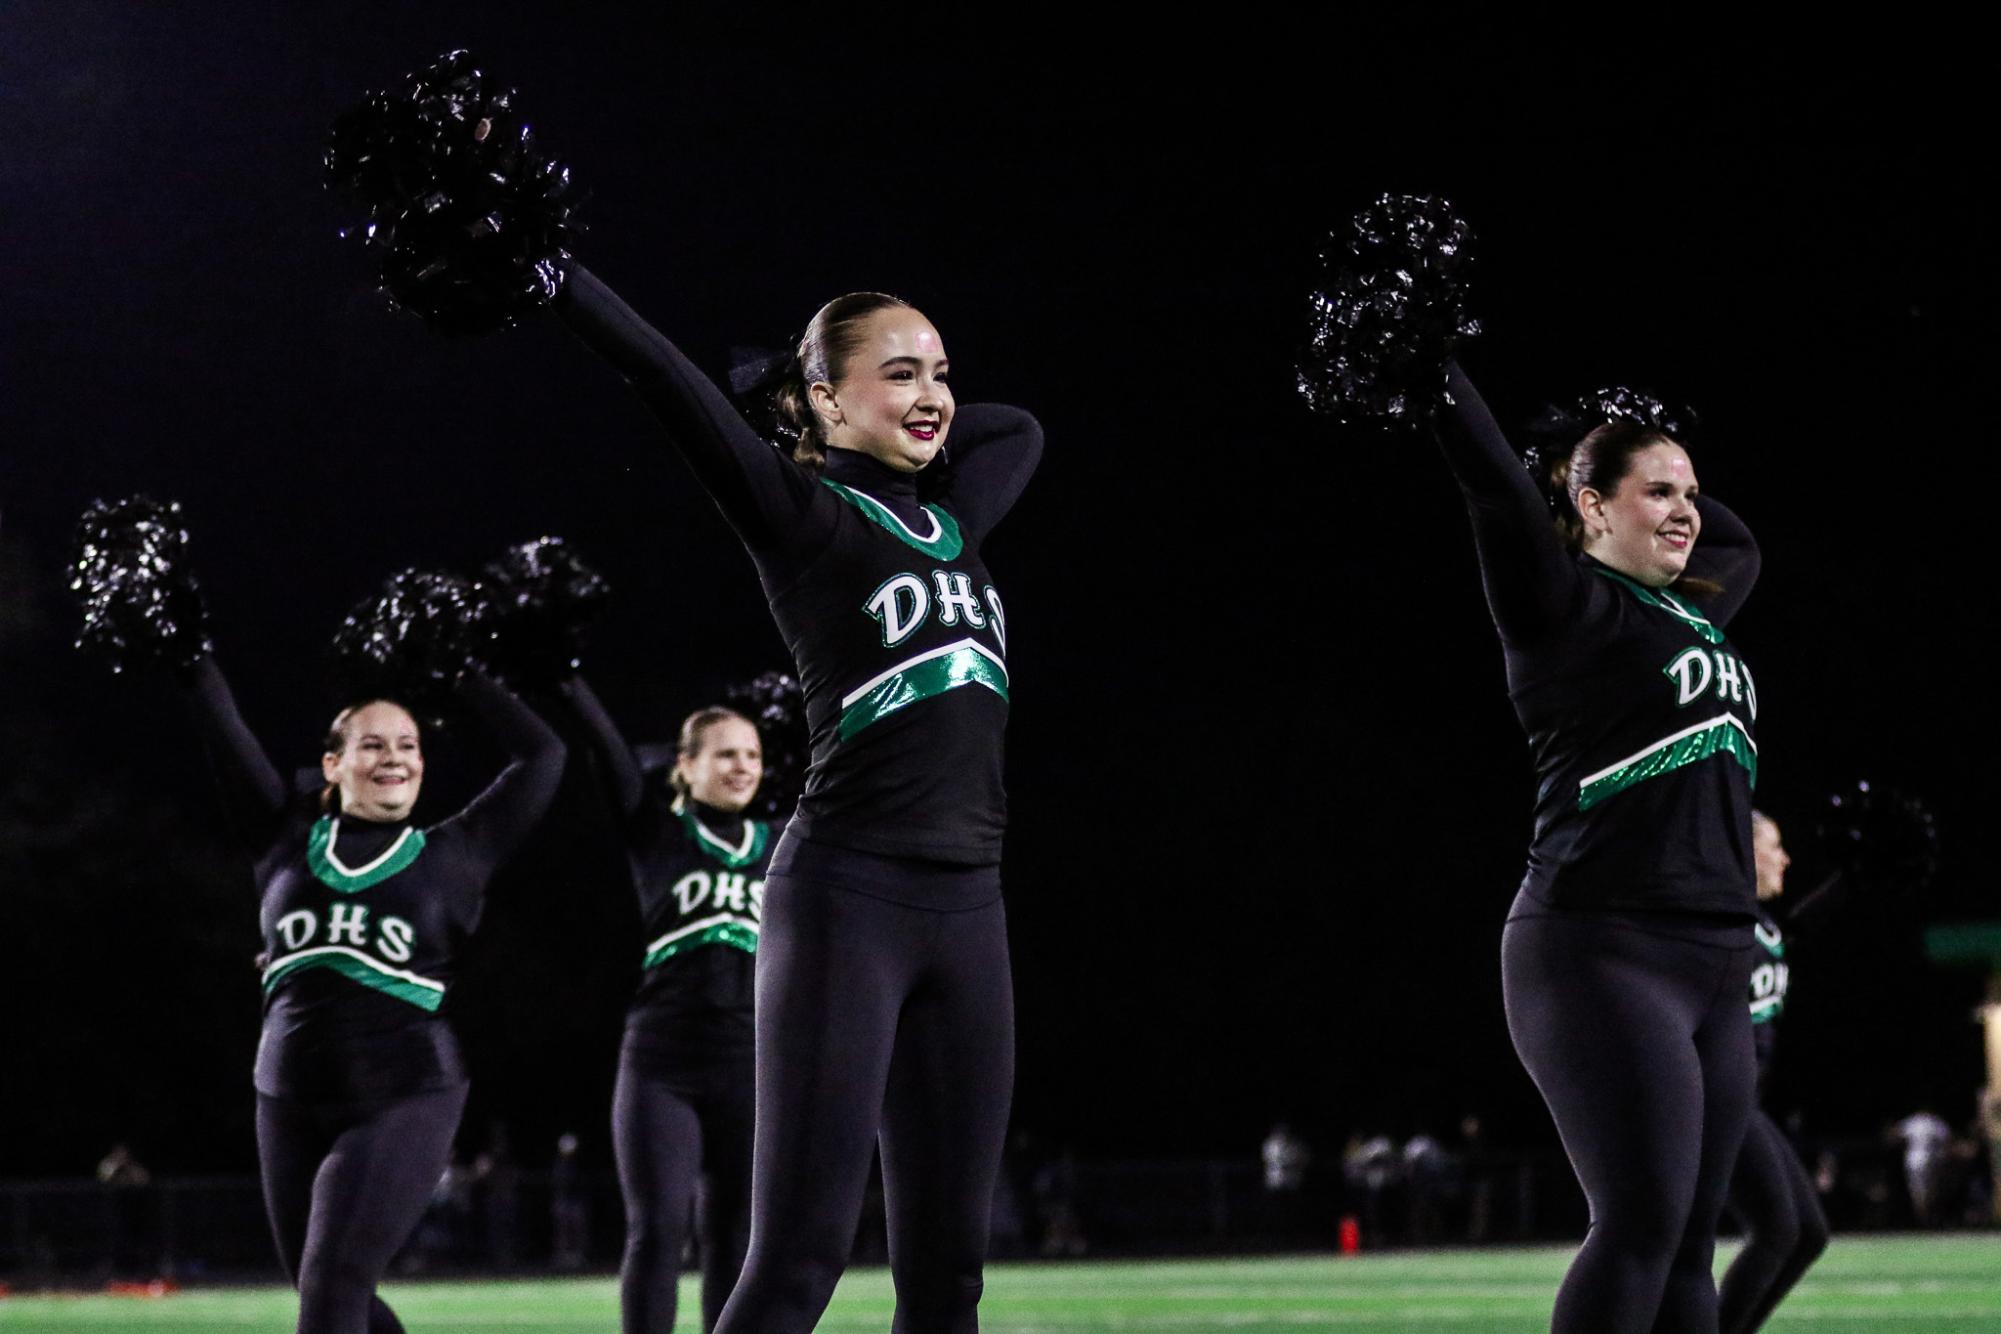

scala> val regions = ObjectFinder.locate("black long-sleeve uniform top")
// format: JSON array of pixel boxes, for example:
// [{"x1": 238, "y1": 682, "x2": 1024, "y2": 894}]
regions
[
  {"x1": 561, "y1": 677, "x2": 772, "y2": 1069},
  {"x1": 556, "y1": 265, "x2": 1043, "y2": 871},
  {"x1": 186, "y1": 660, "x2": 566, "y2": 1104},
  {"x1": 1750, "y1": 905, "x2": 1790, "y2": 1075},
  {"x1": 1437, "y1": 362, "x2": 1763, "y2": 917}
]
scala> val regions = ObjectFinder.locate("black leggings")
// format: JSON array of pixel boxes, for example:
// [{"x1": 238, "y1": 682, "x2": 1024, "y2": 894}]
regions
[
  {"x1": 1719, "y1": 1108, "x2": 1829, "y2": 1334},
  {"x1": 1503, "y1": 907, "x2": 1755, "y2": 1334},
  {"x1": 612, "y1": 1050, "x2": 754, "y2": 1333},
  {"x1": 256, "y1": 1084, "x2": 467, "y2": 1334},
  {"x1": 714, "y1": 844, "x2": 1014, "y2": 1334}
]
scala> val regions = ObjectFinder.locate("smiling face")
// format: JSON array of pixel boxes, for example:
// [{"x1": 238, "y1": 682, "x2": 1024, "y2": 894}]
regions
[
  {"x1": 321, "y1": 700, "x2": 424, "y2": 822},
  {"x1": 1576, "y1": 441, "x2": 1701, "y2": 587},
  {"x1": 809, "y1": 306, "x2": 954, "y2": 473},
  {"x1": 677, "y1": 715, "x2": 764, "y2": 814}
]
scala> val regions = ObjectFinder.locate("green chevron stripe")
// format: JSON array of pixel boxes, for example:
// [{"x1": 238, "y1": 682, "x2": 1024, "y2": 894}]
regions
[
  {"x1": 307, "y1": 817, "x2": 426, "y2": 893},
  {"x1": 643, "y1": 919, "x2": 760, "y2": 970},
  {"x1": 679, "y1": 811, "x2": 771, "y2": 869},
  {"x1": 838, "y1": 644, "x2": 1008, "y2": 741},
  {"x1": 1591, "y1": 566, "x2": 1724, "y2": 645},
  {"x1": 1578, "y1": 714, "x2": 1757, "y2": 811},
  {"x1": 262, "y1": 948, "x2": 445, "y2": 1013},
  {"x1": 821, "y1": 479, "x2": 964, "y2": 559}
]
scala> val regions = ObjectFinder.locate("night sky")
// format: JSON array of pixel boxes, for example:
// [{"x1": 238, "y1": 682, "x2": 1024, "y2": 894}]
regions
[{"x1": 2, "y1": 7, "x2": 1993, "y2": 1178}]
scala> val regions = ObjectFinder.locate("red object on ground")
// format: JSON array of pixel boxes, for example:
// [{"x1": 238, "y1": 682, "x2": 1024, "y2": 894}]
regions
[
  {"x1": 1338, "y1": 1214, "x2": 1361, "y2": 1254},
  {"x1": 105, "y1": 1280, "x2": 180, "y2": 1298}
]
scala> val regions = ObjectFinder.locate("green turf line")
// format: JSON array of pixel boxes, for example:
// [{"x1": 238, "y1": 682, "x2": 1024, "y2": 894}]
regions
[{"x1": 4, "y1": 1236, "x2": 2001, "y2": 1331}]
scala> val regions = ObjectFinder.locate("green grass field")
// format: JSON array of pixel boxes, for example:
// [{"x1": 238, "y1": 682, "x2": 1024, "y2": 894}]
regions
[{"x1": 5, "y1": 1235, "x2": 2000, "y2": 1331}]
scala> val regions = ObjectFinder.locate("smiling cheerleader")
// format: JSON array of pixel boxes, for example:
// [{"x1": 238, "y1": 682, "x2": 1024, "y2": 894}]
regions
[
  {"x1": 1445, "y1": 368, "x2": 1763, "y2": 1331},
  {"x1": 328, "y1": 55, "x2": 1042, "y2": 1326},
  {"x1": 72, "y1": 516, "x2": 565, "y2": 1334}
]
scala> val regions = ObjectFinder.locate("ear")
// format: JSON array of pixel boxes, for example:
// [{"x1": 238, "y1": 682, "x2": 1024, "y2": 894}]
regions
[
  {"x1": 808, "y1": 380, "x2": 843, "y2": 429},
  {"x1": 322, "y1": 752, "x2": 341, "y2": 784},
  {"x1": 1574, "y1": 486, "x2": 1609, "y2": 535}
]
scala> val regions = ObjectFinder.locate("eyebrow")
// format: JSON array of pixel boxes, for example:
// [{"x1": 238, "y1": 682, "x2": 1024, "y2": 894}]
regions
[{"x1": 877, "y1": 355, "x2": 948, "y2": 370}]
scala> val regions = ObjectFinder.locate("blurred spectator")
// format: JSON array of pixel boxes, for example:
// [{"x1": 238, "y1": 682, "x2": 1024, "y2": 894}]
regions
[
  {"x1": 1261, "y1": 1123, "x2": 1311, "y2": 1240},
  {"x1": 1892, "y1": 1110, "x2": 1954, "y2": 1225},
  {"x1": 1459, "y1": 1115, "x2": 1494, "y2": 1243},
  {"x1": 1342, "y1": 1134, "x2": 1398, "y2": 1245},
  {"x1": 405, "y1": 1157, "x2": 476, "y2": 1272},
  {"x1": 95, "y1": 1143, "x2": 153, "y2": 1278},
  {"x1": 551, "y1": 1133, "x2": 589, "y2": 1269},
  {"x1": 474, "y1": 1126, "x2": 521, "y2": 1268},
  {"x1": 1033, "y1": 1146, "x2": 1088, "y2": 1257},
  {"x1": 95, "y1": 1143, "x2": 151, "y2": 1187},
  {"x1": 1262, "y1": 1123, "x2": 1310, "y2": 1192},
  {"x1": 1980, "y1": 1090, "x2": 2001, "y2": 1225},
  {"x1": 1403, "y1": 1134, "x2": 1453, "y2": 1244}
]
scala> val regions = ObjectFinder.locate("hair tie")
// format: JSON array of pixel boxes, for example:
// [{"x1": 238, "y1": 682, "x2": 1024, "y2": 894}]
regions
[{"x1": 726, "y1": 343, "x2": 805, "y2": 449}]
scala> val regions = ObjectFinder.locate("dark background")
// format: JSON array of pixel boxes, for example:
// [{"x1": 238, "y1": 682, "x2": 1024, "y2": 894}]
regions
[{"x1": 1, "y1": 7, "x2": 1992, "y2": 1178}]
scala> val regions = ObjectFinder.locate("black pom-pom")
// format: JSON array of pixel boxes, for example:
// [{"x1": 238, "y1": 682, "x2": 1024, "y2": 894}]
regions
[
  {"x1": 326, "y1": 50, "x2": 581, "y2": 336},
  {"x1": 1577, "y1": 387, "x2": 1693, "y2": 439},
  {"x1": 69, "y1": 496, "x2": 213, "y2": 673},
  {"x1": 1816, "y1": 779, "x2": 1942, "y2": 896},
  {"x1": 1528, "y1": 388, "x2": 1695, "y2": 450},
  {"x1": 479, "y1": 537, "x2": 611, "y2": 687},
  {"x1": 329, "y1": 569, "x2": 490, "y2": 718},
  {"x1": 725, "y1": 671, "x2": 808, "y2": 821},
  {"x1": 1297, "y1": 193, "x2": 1481, "y2": 427},
  {"x1": 1520, "y1": 387, "x2": 1699, "y2": 514}
]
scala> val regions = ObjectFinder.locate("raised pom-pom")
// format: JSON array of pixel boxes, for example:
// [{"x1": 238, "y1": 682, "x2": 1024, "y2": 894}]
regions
[
  {"x1": 478, "y1": 536, "x2": 610, "y2": 687},
  {"x1": 1522, "y1": 387, "x2": 1699, "y2": 513},
  {"x1": 325, "y1": 50, "x2": 580, "y2": 336},
  {"x1": 725, "y1": 670, "x2": 808, "y2": 821},
  {"x1": 1575, "y1": 387, "x2": 1693, "y2": 438},
  {"x1": 69, "y1": 496, "x2": 213, "y2": 673},
  {"x1": 1297, "y1": 193, "x2": 1480, "y2": 427},
  {"x1": 1817, "y1": 779, "x2": 1941, "y2": 896},
  {"x1": 329, "y1": 569, "x2": 491, "y2": 716}
]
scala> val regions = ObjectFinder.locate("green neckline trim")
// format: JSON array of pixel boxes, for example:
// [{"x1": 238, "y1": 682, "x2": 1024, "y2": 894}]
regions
[
  {"x1": 307, "y1": 816, "x2": 427, "y2": 893},
  {"x1": 677, "y1": 809, "x2": 771, "y2": 870},
  {"x1": 838, "y1": 642, "x2": 1008, "y2": 741},
  {"x1": 643, "y1": 918, "x2": 760, "y2": 970},
  {"x1": 262, "y1": 948, "x2": 445, "y2": 1013},
  {"x1": 1578, "y1": 713, "x2": 1757, "y2": 811},
  {"x1": 821, "y1": 479, "x2": 964, "y2": 559},
  {"x1": 1590, "y1": 565, "x2": 1724, "y2": 645}
]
